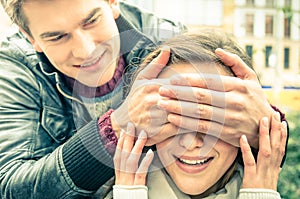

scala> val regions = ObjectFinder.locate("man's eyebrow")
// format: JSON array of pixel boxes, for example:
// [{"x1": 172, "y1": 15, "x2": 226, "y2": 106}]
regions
[
  {"x1": 82, "y1": 7, "x2": 102, "y2": 25},
  {"x1": 39, "y1": 8, "x2": 102, "y2": 39}
]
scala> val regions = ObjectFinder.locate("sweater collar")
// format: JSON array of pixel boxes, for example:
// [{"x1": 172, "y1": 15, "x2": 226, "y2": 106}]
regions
[{"x1": 64, "y1": 56, "x2": 125, "y2": 98}]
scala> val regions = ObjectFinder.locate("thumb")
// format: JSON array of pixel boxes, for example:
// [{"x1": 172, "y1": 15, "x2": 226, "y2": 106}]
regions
[
  {"x1": 137, "y1": 46, "x2": 170, "y2": 80},
  {"x1": 215, "y1": 48, "x2": 258, "y2": 80}
]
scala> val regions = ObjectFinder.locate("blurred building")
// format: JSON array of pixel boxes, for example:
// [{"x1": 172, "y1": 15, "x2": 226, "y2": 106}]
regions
[
  {"x1": 1, "y1": 0, "x2": 299, "y2": 87},
  {"x1": 128, "y1": 0, "x2": 300, "y2": 88}
]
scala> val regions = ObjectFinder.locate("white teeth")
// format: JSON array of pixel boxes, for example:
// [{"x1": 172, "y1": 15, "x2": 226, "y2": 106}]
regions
[
  {"x1": 179, "y1": 158, "x2": 211, "y2": 165},
  {"x1": 81, "y1": 59, "x2": 98, "y2": 67}
]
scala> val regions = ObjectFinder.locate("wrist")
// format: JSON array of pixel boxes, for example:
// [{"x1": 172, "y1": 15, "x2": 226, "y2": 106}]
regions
[
  {"x1": 110, "y1": 111, "x2": 122, "y2": 138},
  {"x1": 98, "y1": 109, "x2": 118, "y2": 155}
]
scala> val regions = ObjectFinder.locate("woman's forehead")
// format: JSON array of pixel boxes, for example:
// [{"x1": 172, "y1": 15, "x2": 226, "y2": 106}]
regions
[{"x1": 158, "y1": 62, "x2": 228, "y2": 79}]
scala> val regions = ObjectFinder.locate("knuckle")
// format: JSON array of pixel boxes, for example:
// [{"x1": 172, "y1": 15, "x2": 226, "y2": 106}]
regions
[
  {"x1": 232, "y1": 96, "x2": 245, "y2": 111},
  {"x1": 236, "y1": 79, "x2": 248, "y2": 93},
  {"x1": 195, "y1": 104, "x2": 205, "y2": 116},
  {"x1": 260, "y1": 149, "x2": 271, "y2": 158},
  {"x1": 195, "y1": 90, "x2": 207, "y2": 102},
  {"x1": 280, "y1": 150, "x2": 286, "y2": 158},
  {"x1": 244, "y1": 161, "x2": 256, "y2": 167},
  {"x1": 173, "y1": 102, "x2": 182, "y2": 113},
  {"x1": 144, "y1": 96, "x2": 155, "y2": 105},
  {"x1": 226, "y1": 112, "x2": 242, "y2": 126},
  {"x1": 272, "y1": 143, "x2": 281, "y2": 152},
  {"x1": 197, "y1": 122, "x2": 208, "y2": 133}
]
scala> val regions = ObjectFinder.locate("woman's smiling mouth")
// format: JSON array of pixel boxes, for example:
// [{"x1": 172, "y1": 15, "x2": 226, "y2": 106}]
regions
[{"x1": 174, "y1": 155, "x2": 214, "y2": 174}]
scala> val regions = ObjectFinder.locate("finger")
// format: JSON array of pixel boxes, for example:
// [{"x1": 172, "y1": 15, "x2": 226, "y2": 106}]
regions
[
  {"x1": 114, "y1": 130, "x2": 125, "y2": 183},
  {"x1": 157, "y1": 99, "x2": 227, "y2": 121},
  {"x1": 114, "y1": 130, "x2": 126, "y2": 169},
  {"x1": 257, "y1": 117, "x2": 271, "y2": 170},
  {"x1": 158, "y1": 85, "x2": 227, "y2": 108},
  {"x1": 167, "y1": 73, "x2": 245, "y2": 92},
  {"x1": 145, "y1": 123, "x2": 180, "y2": 146},
  {"x1": 270, "y1": 112, "x2": 282, "y2": 148},
  {"x1": 269, "y1": 112, "x2": 283, "y2": 166},
  {"x1": 137, "y1": 46, "x2": 170, "y2": 80},
  {"x1": 240, "y1": 135, "x2": 256, "y2": 182},
  {"x1": 134, "y1": 149, "x2": 154, "y2": 185},
  {"x1": 167, "y1": 114, "x2": 224, "y2": 141},
  {"x1": 215, "y1": 48, "x2": 258, "y2": 80},
  {"x1": 120, "y1": 123, "x2": 136, "y2": 172},
  {"x1": 280, "y1": 121, "x2": 288, "y2": 165},
  {"x1": 125, "y1": 130, "x2": 148, "y2": 173}
]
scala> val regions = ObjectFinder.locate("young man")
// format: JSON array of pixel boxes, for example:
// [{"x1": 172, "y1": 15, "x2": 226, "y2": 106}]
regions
[{"x1": 0, "y1": 0, "x2": 287, "y2": 198}]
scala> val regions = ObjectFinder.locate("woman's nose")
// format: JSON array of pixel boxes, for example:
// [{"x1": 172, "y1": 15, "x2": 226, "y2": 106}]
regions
[{"x1": 179, "y1": 132, "x2": 204, "y2": 150}]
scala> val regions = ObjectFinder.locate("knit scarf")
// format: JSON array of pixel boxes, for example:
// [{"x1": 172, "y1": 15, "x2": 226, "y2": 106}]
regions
[
  {"x1": 147, "y1": 164, "x2": 243, "y2": 199},
  {"x1": 64, "y1": 56, "x2": 125, "y2": 118}
]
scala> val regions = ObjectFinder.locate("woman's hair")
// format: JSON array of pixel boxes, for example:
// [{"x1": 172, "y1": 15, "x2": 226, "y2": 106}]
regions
[
  {"x1": 137, "y1": 29, "x2": 253, "y2": 196},
  {"x1": 140, "y1": 28, "x2": 253, "y2": 79}
]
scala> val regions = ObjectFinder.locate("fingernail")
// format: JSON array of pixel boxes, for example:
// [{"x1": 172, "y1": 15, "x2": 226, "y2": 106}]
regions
[
  {"x1": 138, "y1": 130, "x2": 147, "y2": 139},
  {"x1": 161, "y1": 46, "x2": 170, "y2": 52},
  {"x1": 215, "y1": 48, "x2": 225, "y2": 55},
  {"x1": 262, "y1": 117, "x2": 269, "y2": 126},
  {"x1": 157, "y1": 100, "x2": 168, "y2": 108},
  {"x1": 159, "y1": 87, "x2": 169, "y2": 95},
  {"x1": 281, "y1": 121, "x2": 287, "y2": 130},
  {"x1": 170, "y1": 75, "x2": 186, "y2": 85},
  {"x1": 146, "y1": 149, "x2": 153, "y2": 156},
  {"x1": 274, "y1": 112, "x2": 281, "y2": 121},
  {"x1": 168, "y1": 114, "x2": 176, "y2": 122},
  {"x1": 120, "y1": 129, "x2": 125, "y2": 137},
  {"x1": 241, "y1": 135, "x2": 248, "y2": 143}
]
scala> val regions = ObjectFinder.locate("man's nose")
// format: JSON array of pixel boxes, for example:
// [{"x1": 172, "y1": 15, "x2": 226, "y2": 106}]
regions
[
  {"x1": 179, "y1": 132, "x2": 204, "y2": 150},
  {"x1": 71, "y1": 30, "x2": 96, "y2": 59}
]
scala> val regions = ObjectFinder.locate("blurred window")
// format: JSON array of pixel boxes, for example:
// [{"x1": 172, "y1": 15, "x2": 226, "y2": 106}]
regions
[
  {"x1": 246, "y1": 14, "x2": 254, "y2": 35},
  {"x1": 246, "y1": 45, "x2": 253, "y2": 59},
  {"x1": 246, "y1": 0, "x2": 254, "y2": 6},
  {"x1": 284, "y1": 17, "x2": 291, "y2": 38},
  {"x1": 265, "y1": 0, "x2": 274, "y2": 8},
  {"x1": 265, "y1": 15, "x2": 274, "y2": 35},
  {"x1": 265, "y1": 46, "x2": 272, "y2": 68},
  {"x1": 284, "y1": 47, "x2": 290, "y2": 69}
]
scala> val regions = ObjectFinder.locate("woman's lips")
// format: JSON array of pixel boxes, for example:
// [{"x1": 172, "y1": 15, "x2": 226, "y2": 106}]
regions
[{"x1": 174, "y1": 155, "x2": 213, "y2": 174}]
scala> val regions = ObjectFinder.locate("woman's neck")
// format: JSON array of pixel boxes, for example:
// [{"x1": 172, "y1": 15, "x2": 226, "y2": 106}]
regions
[{"x1": 190, "y1": 162, "x2": 238, "y2": 199}]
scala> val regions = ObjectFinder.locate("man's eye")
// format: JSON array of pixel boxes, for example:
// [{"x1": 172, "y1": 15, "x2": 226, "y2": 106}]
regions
[
  {"x1": 84, "y1": 15, "x2": 101, "y2": 27},
  {"x1": 86, "y1": 18, "x2": 97, "y2": 25},
  {"x1": 49, "y1": 34, "x2": 67, "y2": 42}
]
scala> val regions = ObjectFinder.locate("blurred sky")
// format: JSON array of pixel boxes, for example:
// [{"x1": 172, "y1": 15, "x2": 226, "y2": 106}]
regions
[{"x1": 0, "y1": 6, "x2": 12, "y2": 39}]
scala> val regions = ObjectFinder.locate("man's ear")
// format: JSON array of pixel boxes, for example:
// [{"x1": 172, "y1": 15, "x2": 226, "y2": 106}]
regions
[
  {"x1": 109, "y1": 0, "x2": 120, "y2": 19},
  {"x1": 20, "y1": 27, "x2": 43, "y2": 52}
]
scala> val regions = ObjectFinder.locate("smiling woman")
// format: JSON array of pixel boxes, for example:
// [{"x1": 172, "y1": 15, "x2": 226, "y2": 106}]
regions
[{"x1": 112, "y1": 30, "x2": 287, "y2": 199}]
